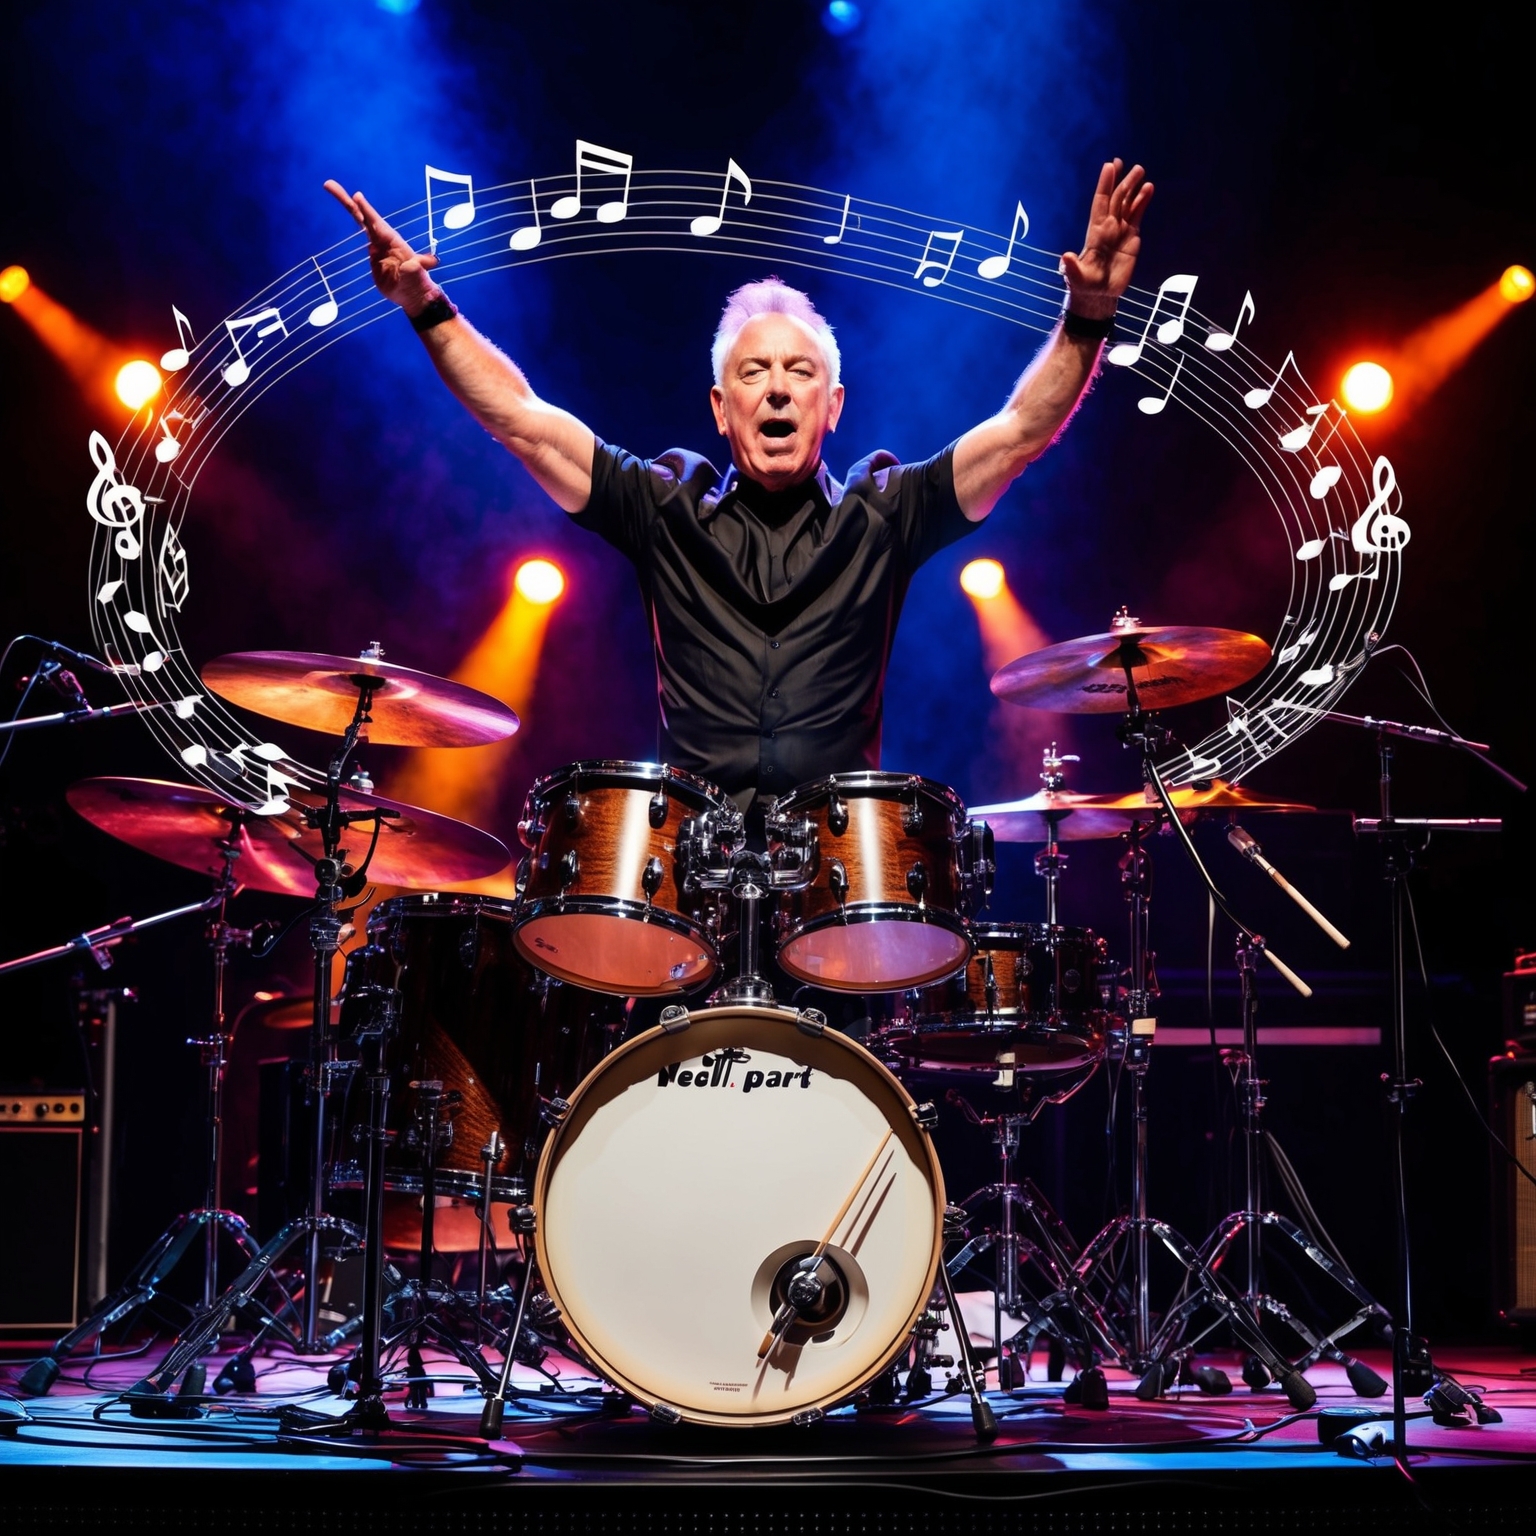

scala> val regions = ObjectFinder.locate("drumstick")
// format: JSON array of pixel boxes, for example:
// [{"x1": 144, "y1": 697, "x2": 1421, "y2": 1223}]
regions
[{"x1": 757, "y1": 1127, "x2": 895, "y2": 1359}]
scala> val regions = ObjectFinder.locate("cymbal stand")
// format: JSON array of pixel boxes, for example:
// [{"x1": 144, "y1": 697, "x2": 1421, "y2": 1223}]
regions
[
  {"x1": 1033, "y1": 742, "x2": 1078, "y2": 930},
  {"x1": 17, "y1": 841, "x2": 263, "y2": 1397}
]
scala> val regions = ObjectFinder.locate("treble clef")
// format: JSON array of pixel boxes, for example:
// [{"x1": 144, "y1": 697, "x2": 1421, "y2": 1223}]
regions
[
  {"x1": 1349, "y1": 455, "x2": 1410, "y2": 556},
  {"x1": 85, "y1": 430, "x2": 147, "y2": 559}
]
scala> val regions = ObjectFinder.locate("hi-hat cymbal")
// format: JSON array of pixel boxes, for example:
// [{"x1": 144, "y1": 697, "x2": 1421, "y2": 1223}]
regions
[
  {"x1": 201, "y1": 650, "x2": 519, "y2": 747},
  {"x1": 969, "y1": 790, "x2": 1151, "y2": 843},
  {"x1": 990, "y1": 623, "x2": 1271, "y2": 714},
  {"x1": 67, "y1": 777, "x2": 510, "y2": 895}
]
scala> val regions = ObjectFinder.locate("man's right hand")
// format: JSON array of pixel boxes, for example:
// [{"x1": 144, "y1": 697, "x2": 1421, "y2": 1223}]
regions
[{"x1": 324, "y1": 181, "x2": 442, "y2": 317}]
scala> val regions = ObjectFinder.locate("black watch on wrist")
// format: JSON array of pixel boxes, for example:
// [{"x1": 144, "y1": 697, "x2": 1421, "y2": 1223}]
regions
[
  {"x1": 409, "y1": 294, "x2": 459, "y2": 333},
  {"x1": 1062, "y1": 307, "x2": 1115, "y2": 341}
]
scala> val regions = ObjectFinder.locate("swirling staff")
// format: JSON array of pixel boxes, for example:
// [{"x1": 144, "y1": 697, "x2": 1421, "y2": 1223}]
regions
[{"x1": 87, "y1": 150, "x2": 1406, "y2": 808}]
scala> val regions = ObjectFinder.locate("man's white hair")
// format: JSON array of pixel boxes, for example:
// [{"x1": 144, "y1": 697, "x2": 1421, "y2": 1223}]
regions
[{"x1": 711, "y1": 277, "x2": 842, "y2": 389}]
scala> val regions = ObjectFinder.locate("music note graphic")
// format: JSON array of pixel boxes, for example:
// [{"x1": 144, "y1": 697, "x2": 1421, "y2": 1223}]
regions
[
  {"x1": 914, "y1": 229, "x2": 965, "y2": 288},
  {"x1": 158, "y1": 525, "x2": 189, "y2": 611},
  {"x1": 1278, "y1": 627, "x2": 1318, "y2": 663},
  {"x1": 1309, "y1": 464, "x2": 1343, "y2": 499},
  {"x1": 1349, "y1": 455, "x2": 1410, "y2": 555},
  {"x1": 1243, "y1": 350, "x2": 1303, "y2": 409},
  {"x1": 116, "y1": 606, "x2": 167, "y2": 672},
  {"x1": 160, "y1": 307, "x2": 195, "y2": 372},
  {"x1": 425, "y1": 164, "x2": 476, "y2": 252},
  {"x1": 222, "y1": 308, "x2": 288, "y2": 387},
  {"x1": 1106, "y1": 274, "x2": 1199, "y2": 366},
  {"x1": 1136, "y1": 353, "x2": 1185, "y2": 415},
  {"x1": 1328, "y1": 566, "x2": 1379, "y2": 592},
  {"x1": 1295, "y1": 529, "x2": 1346, "y2": 562},
  {"x1": 308, "y1": 257, "x2": 339, "y2": 328},
  {"x1": 1204, "y1": 290, "x2": 1254, "y2": 352},
  {"x1": 823, "y1": 193, "x2": 855, "y2": 246},
  {"x1": 1298, "y1": 664, "x2": 1335, "y2": 687},
  {"x1": 154, "y1": 402, "x2": 208, "y2": 465},
  {"x1": 1280, "y1": 398, "x2": 1346, "y2": 453},
  {"x1": 691, "y1": 159, "x2": 752, "y2": 237},
  {"x1": 86, "y1": 430, "x2": 150, "y2": 558},
  {"x1": 509, "y1": 179, "x2": 542, "y2": 250},
  {"x1": 977, "y1": 201, "x2": 1030, "y2": 280},
  {"x1": 550, "y1": 141, "x2": 633, "y2": 224}
]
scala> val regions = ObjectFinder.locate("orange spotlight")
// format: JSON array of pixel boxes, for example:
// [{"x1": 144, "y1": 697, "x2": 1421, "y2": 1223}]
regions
[
  {"x1": 1499, "y1": 265, "x2": 1534, "y2": 303},
  {"x1": 115, "y1": 358, "x2": 162, "y2": 409},
  {"x1": 1341, "y1": 360, "x2": 1394, "y2": 413},
  {"x1": 959, "y1": 558, "x2": 1005, "y2": 600},
  {"x1": 514, "y1": 558, "x2": 565, "y2": 604},
  {"x1": 1, "y1": 271, "x2": 144, "y2": 413},
  {"x1": 0, "y1": 265, "x2": 29, "y2": 303}
]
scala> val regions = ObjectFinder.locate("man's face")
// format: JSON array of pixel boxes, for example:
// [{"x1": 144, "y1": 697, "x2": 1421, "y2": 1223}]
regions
[{"x1": 710, "y1": 312, "x2": 845, "y2": 491}]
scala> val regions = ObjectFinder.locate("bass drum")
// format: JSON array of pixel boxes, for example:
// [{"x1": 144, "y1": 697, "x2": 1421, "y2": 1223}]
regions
[{"x1": 534, "y1": 1005, "x2": 944, "y2": 1426}]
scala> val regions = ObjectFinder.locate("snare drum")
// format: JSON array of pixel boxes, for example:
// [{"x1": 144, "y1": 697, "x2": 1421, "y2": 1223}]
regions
[
  {"x1": 769, "y1": 773, "x2": 976, "y2": 992},
  {"x1": 534, "y1": 1004, "x2": 944, "y2": 1426},
  {"x1": 333, "y1": 894, "x2": 621, "y2": 1247},
  {"x1": 514, "y1": 761, "x2": 728, "y2": 996},
  {"x1": 876, "y1": 922, "x2": 1108, "y2": 1079}
]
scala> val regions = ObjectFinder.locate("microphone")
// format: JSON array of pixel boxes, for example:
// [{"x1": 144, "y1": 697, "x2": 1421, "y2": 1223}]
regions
[
  {"x1": 1228, "y1": 823, "x2": 1351, "y2": 950},
  {"x1": 36, "y1": 637, "x2": 141, "y2": 677}
]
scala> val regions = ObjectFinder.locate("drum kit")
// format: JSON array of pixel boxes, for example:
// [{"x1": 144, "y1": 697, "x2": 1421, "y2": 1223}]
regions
[{"x1": 14, "y1": 609, "x2": 1397, "y2": 1434}]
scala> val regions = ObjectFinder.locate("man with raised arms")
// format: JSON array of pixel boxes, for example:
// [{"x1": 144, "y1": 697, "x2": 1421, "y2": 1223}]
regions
[{"x1": 324, "y1": 163, "x2": 1151, "y2": 822}]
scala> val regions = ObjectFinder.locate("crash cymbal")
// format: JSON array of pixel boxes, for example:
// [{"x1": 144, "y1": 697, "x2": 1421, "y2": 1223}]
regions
[
  {"x1": 201, "y1": 649, "x2": 519, "y2": 747},
  {"x1": 67, "y1": 777, "x2": 510, "y2": 896},
  {"x1": 990, "y1": 616, "x2": 1271, "y2": 714},
  {"x1": 1095, "y1": 779, "x2": 1320, "y2": 817},
  {"x1": 234, "y1": 993, "x2": 316, "y2": 1031},
  {"x1": 969, "y1": 790, "x2": 1151, "y2": 843}
]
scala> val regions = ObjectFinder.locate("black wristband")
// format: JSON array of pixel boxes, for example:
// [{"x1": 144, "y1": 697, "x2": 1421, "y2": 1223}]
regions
[
  {"x1": 1062, "y1": 308, "x2": 1115, "y2": 341},
  {"x1": 409, "y1": 294, "x2": 459, "y2": 333}
]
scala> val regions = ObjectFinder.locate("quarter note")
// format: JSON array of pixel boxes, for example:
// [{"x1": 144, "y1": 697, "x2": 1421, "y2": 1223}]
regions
[
  {"x1": 509, "y1": 179, "x2": 542, "y2": 250},
  {"x1": 1279, "y1": 398, "x2": 1345, "y2": 453},
  {"x1": 1106, "y1": 273, "x2": 1199, "y2": 366},
  {"x1": 914, "y1": 229, "x2": 965, "y2": 288},
  {"x1": 977, "y1": 201, "x2": 1029, "y2": 280},
  {"x1": 1136, "y1": 353, "x2": 1185, "y2": 415},
  {"x1": 691, "y1": 158, "x2": 752, "y2": 237},
  {"x1": 1243, "y1": 350, "x2": 1303, "y2": 409},
  {"x1": 308, "y1": 257, "x2": 339, "y2": 328},
  {"x1": 160, "y1": 307, "x2": 196, "y2": 372},
  {"x1": 1309, "y1": 464, "x2": 1343, "y2": 499},
  {"x1": 1204, "y1": 290, "x2": 1254, "y2": 352},
  {"x1": 1295, "y1": 529, "x2": 1346, "y2": 561},
  {"x1": 222, "y1": 308, "x2": 288, "y2": 387},
  {"x1": 425, "y1": 164, "x2": 476, "y2": 252},
  {"x1": 823, "y1": 192, "x2": 854, "y2": 246},
  {"x1": 550, "y1": 141, "x2": 633, "y2": 224}
]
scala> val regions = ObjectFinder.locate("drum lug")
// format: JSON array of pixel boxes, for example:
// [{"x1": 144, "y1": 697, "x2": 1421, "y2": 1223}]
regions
[
  {"x1": 649, "y1": 1401, "x2": 682, "y2": 1426},
  {"x1": 508, "y1": 1204, "x2": 537, "y2": 1235},
  {"x1": 910, "y1": 1100, "x2": 939, "y2": 1131},
  {"x1": 559, "y1": 848, "x2": 580, "y2": 889},
  {"x1": 796, "y1": 1007, "x2": 827, "y2": 1038},
  {"x1": 906, "y1": 859, "x2": 927, "y2": 905},
  {"x1": 902, "y1": 796, "x2": 924, "y2": 835},
  {"x1": 642, "y1": 855, "x2": 665, "y2": 906},
  {"x1": 791, "y1": 1407, "x2": 825, "y2": 1428},
  {"x1": 514, "y1": 854, "x2": 531, "y2": 898},
  {"x1": 563, "y1": 792, "x2": 582, "y2": 831},
  {"x1": 829, "y1": 859, "x2": 849, "y2": 907},
  {"x1": 649, "y1": 783, "x2": 669, "y2": 828},
  {"x1": 827, "y1": 793, "x2": 848, "y2": 837},
  {"x1": 659, "y1": 1004, "x2": 691, "y2": 1033},
  {"x1": 539, "y1": 1095, "x2": 571, "y2": 1126}
]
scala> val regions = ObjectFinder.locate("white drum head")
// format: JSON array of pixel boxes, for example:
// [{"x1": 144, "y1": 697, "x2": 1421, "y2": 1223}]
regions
[{"x1": 534, "y1": 1006, "x2": 944, "y2": 1426}]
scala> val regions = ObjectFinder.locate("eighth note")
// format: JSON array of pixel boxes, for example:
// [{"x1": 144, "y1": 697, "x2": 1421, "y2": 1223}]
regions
[
  {"x1": 1136, "y1": 353, "x2": 1185, "y2": 415},
  {"x1": 1243, "y1": 349, "x2": 1302, "y2": 409},
  {"x1": 914, "y1": 229, "x2": 965, "y2": 288},
  {"x1": 691, "y1": 158, "x2": 752, "y2": 237},
  {"x1": 222, "y1": 308, "x2": 288, "y2": 387},
  {"x1": 160, "y1": 306, "x2": 195, "y2": 372},
  {"x1": 1279, "y1": 398, "x2": 1345, "y2": 454},
  {"x1": 1204, "y1": 290, "x2": 1254, "y2": 352},
  {"x1": 1106, "y1": 273, "x2": 1198, "y2": 366},
  {"x1": 308, "y1": 257, "x2": 339, "y2": 328},
  {"x1": 425, "y1": 164, "x2": 476, "y2": 252},
  {"x1": 977, "y1": 201, "x2": 1029, "y2": 280}
]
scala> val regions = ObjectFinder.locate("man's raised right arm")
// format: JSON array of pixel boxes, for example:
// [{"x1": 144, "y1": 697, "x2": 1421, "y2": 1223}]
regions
[{"x1": 324, "y1": 181, "x2": 594, "y2": 513}]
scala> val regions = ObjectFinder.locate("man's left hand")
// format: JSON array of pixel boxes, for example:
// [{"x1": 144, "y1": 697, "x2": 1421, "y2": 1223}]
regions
[{"x1": 1062, "y1": 160, "x2": 1153, "y2": 319}]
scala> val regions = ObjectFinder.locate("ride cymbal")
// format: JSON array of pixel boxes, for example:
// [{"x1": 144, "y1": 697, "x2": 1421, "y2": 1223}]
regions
[
  {"x1": 67, "y1": 777, "x2": 510, "y2": 895},
  {"x1": 968, "y1": 790, "x2": 1151, "y2": 843},
  {"x1": 1095, "y1": 780, "x2": 1320, "y2": 817},
  {"x1": 201, "y1": 649, "x2": 519, "y2": 747},
  {"x1": 990, "y1": 617, "x2": 1271, "y2": 714}
]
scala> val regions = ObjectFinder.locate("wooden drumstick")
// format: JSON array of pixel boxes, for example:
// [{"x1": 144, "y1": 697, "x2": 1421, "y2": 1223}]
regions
[{"x1": 757, "y1": 1127, "x2": 895, "y2": 1359}]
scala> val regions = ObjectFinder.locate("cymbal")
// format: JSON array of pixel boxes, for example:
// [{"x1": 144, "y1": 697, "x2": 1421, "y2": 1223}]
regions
[
  {"x1": 991, "y1": 625, "x2": 1271, "y2": 714},
  {"x1": 201, "y1": 650, "x2": 519, "y2": 747},
  {"x1": 969, "y1": 790, "x2": 1151, "y2": 843},
  {"x1": 67, "y1": 777, "x2": 510, "y2": 896},
  {"x1": 1095, "y1": 780, "x2": 1320, "y2": 817},
  {"x1": 234, "y1": 994, "x2": 315, "y2": 1032}
]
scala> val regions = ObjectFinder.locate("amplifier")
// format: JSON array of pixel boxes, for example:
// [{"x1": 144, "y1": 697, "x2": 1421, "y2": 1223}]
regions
[
  {"x1": 1490, "y1": 1046, "x2": 1536, "y2": 1325},
  {"x1": 0, "y1": 1113, "x2": 85, "y2": 1332}
]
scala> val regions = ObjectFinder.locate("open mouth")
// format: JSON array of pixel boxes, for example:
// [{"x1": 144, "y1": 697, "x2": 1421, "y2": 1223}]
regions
[{"x1": 760, "y1": 420, "x2": 795, "y2": 439}]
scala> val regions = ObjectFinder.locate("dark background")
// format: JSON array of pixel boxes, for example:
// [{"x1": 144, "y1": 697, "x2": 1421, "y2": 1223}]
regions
[{"x1": 0, "y1": 3, "x2": 1530, "y2": 1343}]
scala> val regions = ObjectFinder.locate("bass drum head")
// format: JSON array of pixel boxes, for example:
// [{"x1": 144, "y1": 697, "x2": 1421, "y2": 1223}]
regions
[
  {"x1": 534, "y1": 1006, "x2": 944, "y2": 1426},
  {"x1": 776, "y1": 908, "x2": 972, "y2": 992},
  {"x1": 515, "y1": 903, "x2": 716, "y2": 996}
]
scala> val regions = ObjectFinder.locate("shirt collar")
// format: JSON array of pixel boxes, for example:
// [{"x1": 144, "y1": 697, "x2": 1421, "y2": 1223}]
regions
[{"x1": 701, "y1": 459, "x2": 843, "y2": 521}]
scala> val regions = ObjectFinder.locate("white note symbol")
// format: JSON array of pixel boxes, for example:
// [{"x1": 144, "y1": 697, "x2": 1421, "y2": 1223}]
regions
[
  {"x1": 550, "y1": 141, "x2": 633, "y2": 224},
  {"x1": 823, "y1": 193, "x2": 857, "y2": 246},
  {"x1": 1277, "y1": 627, "x2": 1317, "y2": 664},
  {"x1": 1350, "y1": 455, "x2": 1410, "y2": 556},
  {"x1": 118, "y1": 606, "x2": 166, "y2": 672},
  {"x1": 1309, "y1": 464, "x2": 1343, "y2": 499},
  {"x1": 977, "y1": 201, "x2": 1029, "y2": 280},
  {"x1": 160, "y1": 307, "x2": 195, "y2": 372},
  {"x1": 1137, "y1": 353, "x2": 1185, "y2": 415},
  {"x1": 1106, "y1": 274, "x2": 1199, "y2": 366},
  {"x1": 1280, "y1": 398, "x2": 1345, "y2": 454},
  {"x1": 914, "y1": 229, "x2": 965, "y2": 288},
  {"x1": 509, "y1": 179, "x2": 542, "y2": 250},
  {"x1": 308, "y1": 257, "x2": 339, "y2": 328},
  {"x1": 1295, "y1": 529, "x2": 1346, "y2": 562},
  {"x1": 1204, "y1": 290, "x2": 1254, "y2": 352},
  {"x1": 158, "y1": 524, "x2": 189, "y2": 611},
  {"x1": 691, "y1": 159, "x2": 752, "y2": 236},
  {"x1": 222, "y1": 308, "x2": 288, "y2": 387},
  {"x1": 1243, "y1": 349, "x2": 1303, "y2": 409},
  {"x1": 86, "y1": 430, "x2": 149, "y2": 558},
  {"x1": 1298, "y1": 664, "x2": 1335, "y2": 687},
  {"x1": 155, "y1": 403, "x2": 200, "y2": 464},
  {"x1": 424, "y1": 164, "x2": 476, "y2": 253}
]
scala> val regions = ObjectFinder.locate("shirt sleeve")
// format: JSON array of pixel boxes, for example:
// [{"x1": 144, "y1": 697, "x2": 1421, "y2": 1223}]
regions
[
  {"x1": 569, "y1": 441, "x2": 658, "y2": 564},
  {"x1": 847, "y1": 442, "x2": 977, "y2": 571}
]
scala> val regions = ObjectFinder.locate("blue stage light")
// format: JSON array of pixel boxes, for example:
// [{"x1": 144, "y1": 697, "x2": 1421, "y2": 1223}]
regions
[
  {"x1": 822, "y1": 2, "x2": 862, "y2": 37},
  {"x1": 377, "y1": 0, "x2": 420, "y2": 14}
]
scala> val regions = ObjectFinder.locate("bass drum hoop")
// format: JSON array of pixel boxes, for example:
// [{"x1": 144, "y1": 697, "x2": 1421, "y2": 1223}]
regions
[
  {"x1": 513, "y1": 895, "x2": 718, "y2": 997},
  {"x1": 532, "y1": 1005, "x2": 945, "y2": 1427},
  {"x1": 775, "y1": 902, "x2": 973, "y2": 991}
]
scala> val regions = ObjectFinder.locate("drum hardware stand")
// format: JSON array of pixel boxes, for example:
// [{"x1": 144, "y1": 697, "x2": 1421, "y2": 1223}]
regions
[
  {"x1": 475, "y1": 1130, "x2": 507, "y2": 1340},
  {"x1": 1034, "y1": 742, "x2": 1078, "y2": 931},
  {"x1": 17, "y1": 841, "x2": 266, "y2": 1398}
]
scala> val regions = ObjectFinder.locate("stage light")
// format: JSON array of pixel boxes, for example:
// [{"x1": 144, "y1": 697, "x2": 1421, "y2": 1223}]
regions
[
  {"x1": 822, "y1": 1, "x2": 862, "y2": 36},
  {"x1": 1340, "y1": 361, "x2": 1393, "y2": 413},
  {"x1": 114, "y1": 358, "x2": 162, "y2": 409},
  {"x1": 959, "y1": 558, "x2": 1006, "y2": 600},
  {"x1": 0, "y1": 265, "x2": 29, "y2": 303},
  {"x1": 376, "y1": 0, "x2": 420, "y2": 13},
  {"x1": 1499, "y1": 264, "x2": 1534, "y2": 303},
  {"x1": 514, "y1": 558, "x2": 565, "y2": 604}
]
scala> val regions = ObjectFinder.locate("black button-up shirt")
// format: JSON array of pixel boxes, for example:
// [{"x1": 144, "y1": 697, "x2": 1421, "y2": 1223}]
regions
[{"x1": 573, "y1": 441, "x2": 976, "y2": 808}]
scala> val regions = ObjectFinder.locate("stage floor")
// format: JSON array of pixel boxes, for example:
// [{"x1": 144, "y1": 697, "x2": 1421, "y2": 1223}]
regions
[{"x1": 3, "y1": 1334, "x2": 1534, "y2": 1531}]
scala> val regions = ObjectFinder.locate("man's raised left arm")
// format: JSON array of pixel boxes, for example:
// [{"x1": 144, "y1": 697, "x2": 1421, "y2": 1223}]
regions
[{"x1": 952, "y1": 160, "x2": 1153, "y2": 521}]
